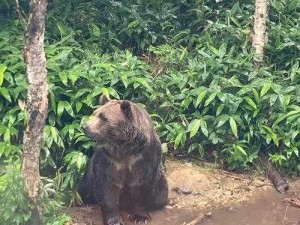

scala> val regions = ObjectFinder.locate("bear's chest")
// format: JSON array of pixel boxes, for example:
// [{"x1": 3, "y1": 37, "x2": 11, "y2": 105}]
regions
[{"x1": 105, "y1": 153, "x2": 153, "y2": 187}]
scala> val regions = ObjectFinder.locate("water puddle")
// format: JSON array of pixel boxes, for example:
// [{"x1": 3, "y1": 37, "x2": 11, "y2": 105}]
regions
[{"x1": 202, "y1": 189, "x2": 300, "y2": 225}]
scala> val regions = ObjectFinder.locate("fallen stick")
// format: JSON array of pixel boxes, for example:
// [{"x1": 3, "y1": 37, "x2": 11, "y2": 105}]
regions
[
  {"x1": 183, "y1": 212, "x2": 211, "y2": 225},
  {"x1": 221, "y1": 171, "x2": 251, "y2": 181},
  {"x1": 284, "y1": 197, "x2": 300, "y2": 208}
]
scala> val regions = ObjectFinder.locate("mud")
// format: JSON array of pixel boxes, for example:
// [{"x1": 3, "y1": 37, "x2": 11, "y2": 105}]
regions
[{"x1": 67, "y1": 160, "x2": 300, "y2": 225}]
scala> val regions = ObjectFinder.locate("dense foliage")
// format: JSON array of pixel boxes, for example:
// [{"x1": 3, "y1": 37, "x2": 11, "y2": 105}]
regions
[
  {"x1": 0, "y1": 161, "x2": 71, "y2": 224},
  {"x1": 0, "y1": 0, "x2": 299, "y2": 211}
]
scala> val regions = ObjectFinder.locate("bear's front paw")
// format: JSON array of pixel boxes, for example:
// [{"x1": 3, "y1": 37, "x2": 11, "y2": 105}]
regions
[
  {"x1": 106, "y1": 216, "x2": 124, "y2": 225},
  {"x1": 129, "y1": 212, "x2": 151, "y2": 224}
]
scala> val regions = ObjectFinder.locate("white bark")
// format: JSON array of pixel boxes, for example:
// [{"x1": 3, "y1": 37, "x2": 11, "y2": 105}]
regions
[{"x1": 252, "y1": 0, "x2": 267, "y2": 67}]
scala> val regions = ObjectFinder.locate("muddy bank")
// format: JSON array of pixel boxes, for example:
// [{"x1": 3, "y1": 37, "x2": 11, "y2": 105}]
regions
[{"x1": 68, "y1": 160, "x2": 300, "y2": 225}]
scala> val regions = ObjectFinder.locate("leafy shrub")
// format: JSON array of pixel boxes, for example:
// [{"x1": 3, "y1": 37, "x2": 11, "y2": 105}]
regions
[
  {"x1": 0, "y1": 162, "x2": 32, "y2": 225},
  {"x1": 0, "y1": 161, "x2": 71, "y2": 225}
]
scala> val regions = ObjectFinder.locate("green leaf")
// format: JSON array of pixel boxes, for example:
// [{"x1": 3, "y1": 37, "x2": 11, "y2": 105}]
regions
[
  {"x1": 121, "y1": 74, "x2": 129, "y2": 88},
  {"x1": 89, "y1": 23, "x2": 101, "y2": 37},
  {"x1": 57, "y1": 22, "x2": 72, "y2": 36},
  {"x1": 251, "y1": 88, "x2": 260, "y2": 103},
  {"x1": 188, "y1": 119, "x2": 201, "y2": 138},
  {"x1": 200, "y1": 120, "x2": 209, "y2": 137},
  {"x1": 216, "y1": 104, "x2": 225, "y2": 116},
  {"x1": 68, "y1": 71, "x2": 80, "y2": 85},
  {"x1": 50, "y1": 126, "x2": 58, "y2": 144},
  {"x1": 174, "y1": 132, "x2": 184, "y2": 149},
  {"x1": 195, "y1": 90, "x2": 207, "y2": 107},
  {"x1": 4, "y1": 129, "x2": 10, "y2": 143},
  {"x1": 173, "y1": 31, "x2": 188, "y2": 42},
  {"x1": 127, "y1": 20, "x2": 140, "y2": 29},
  {"x1": 204, "y1": 93, "x2": 217, "y2": 106},
  {"x1": 57, "y1": 101, "x2": 65, "y2": 117},
  {"x1": 0, "y1": 87, "x2": 11, "y2": 102},
  {"x1": 285, "y1": 110, "x2": 300, "y2": 118},
  {"x1": 218, "y1": 43, "x2": 226, "y2": 58},
  {"x1": 136, "y1": 78, "x2": 153, "y2": 92},
  {"x1": 269, "y1": 94, "x2": 278, "y2": 106},
  {"x1": 76, "y1": 102, "x2": 83, "y2": 112},
  {"x1": 260, "y1": 82, "x2": 272, "y2": 97},
  {"x1": 229, "y1": 117, "x2": 238, "y2": 138},
  {"x1": 64, "y1": 101, "x2": 74, "y2": 117},
  {"x1": 272, "y1": 114, "x2": 286, "y2": 126},
  {"x1": 230, "y1": 16, "x2": 241, "y2": 27},
  {"x1": 207, "y1": 44, "x2": 219, "y2": 56},
  {"x1": 0, "y1": 64, "x2": 7, "y2": 86},
  {"x1": 49, "y1": 91, "x2": 56, "y2": 113},
  {"x1": 289, "y1": 0, "x2": 299, "y2": 11},
  {"x1": 58, "y1": 71, "x2": 68, "y2": 85},
  {"x1": 216, "y1": 114, "x2": 229, "y2": 127},
  {"x1": 179, "y1": 48, "x2": 188, "y2": 61},
  {"x1": 234, "y1": 145, "x2": 247, "y2": 156},
  {"x1": 69, "y1": 124, "x2": 75, "y2": 140},
  {"x1": 244, "y1": 96, "x2": 257, "y2": 109},
  {"x1": 261, "y1": 125, "x2": 279, "y2": 146},
  {"x1": 101, "y1": 87, "x2": 109, "y2": 96},
  {"x1": 188, "y1": 143, "x2": 198, "y2": 154}
]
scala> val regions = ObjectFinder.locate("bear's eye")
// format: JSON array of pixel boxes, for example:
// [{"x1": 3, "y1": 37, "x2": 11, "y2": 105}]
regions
[{"x1": 98, "y1": 113, "x2": 108, "y2": 121}]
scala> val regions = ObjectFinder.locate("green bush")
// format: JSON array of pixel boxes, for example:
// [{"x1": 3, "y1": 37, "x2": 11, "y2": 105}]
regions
[
  {"x1": 0, "y1": 163, "x2": 32, "y2": 225},
  {"x1": 0, "y1": 161, "x2": 71, "y2": 225}
]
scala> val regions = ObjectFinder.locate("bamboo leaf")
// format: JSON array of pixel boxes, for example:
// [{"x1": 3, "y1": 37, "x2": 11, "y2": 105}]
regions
[
  {"x1": 57, "y1": 101, "x2": 65, "y2": 117},
  {"x1": 216, "y1": 104, "x2": 225, "y2": 116},
  {"x1": 188, "y1": 119, "x2": 201, "y2": 138},
  {"x1": 235, "y1": 145, "x2": 247, "y2": 156},
  {"x1": 244, "y1": 96, "x2": 257, "y2": 109},
  {"x1": 195, "y1": 90, "x2": 207, "y2": 106},
  {"x1": 200, "y1": 120, "x2": 209, "y2": 137},
  {"x1": 0, "y1": 87, "x2": 11, "y2": 102},
  {"x1": 179, "y1": 48, "x2": 188, "y2": 61},
  {"x1": 260, "y1": 82, "x2": 272, "y2": 97},
  {"x1": 174, "y1": 132, "x2": 184, "y2": 149},
  {"x1": 229, "y1": 117, "x2": 238, "y2": 138},
  {"x1": 204, "y1": 93, "x2": 217, "y2": 106},
  {"x1": 0, "y1": 64, "x2": 7, "y2": 87}
]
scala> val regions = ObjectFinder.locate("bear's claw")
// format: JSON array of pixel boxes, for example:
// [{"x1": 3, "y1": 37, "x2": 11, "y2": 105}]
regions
[{"x1": 129, "y1": 212, "x2": 151, "y2": 224}]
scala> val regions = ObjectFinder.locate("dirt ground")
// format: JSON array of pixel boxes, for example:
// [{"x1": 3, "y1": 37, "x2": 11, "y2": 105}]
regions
[{"x1": 67, "y1": 159, "x2": 300, "y2": 225}]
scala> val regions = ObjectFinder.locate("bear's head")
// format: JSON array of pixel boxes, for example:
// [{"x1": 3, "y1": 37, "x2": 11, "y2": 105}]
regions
[{"x1": 82, "y1": 94, "x2": 151, "y2": 151}]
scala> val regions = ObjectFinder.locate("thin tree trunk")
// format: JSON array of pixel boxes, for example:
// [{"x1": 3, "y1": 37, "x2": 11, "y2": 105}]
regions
[
  {"x1": 252, "y1": 0, "x2": 267, "y2": 67},
  {"x1": 22, "y1": 0, "x2": 48, "y2": 224}
]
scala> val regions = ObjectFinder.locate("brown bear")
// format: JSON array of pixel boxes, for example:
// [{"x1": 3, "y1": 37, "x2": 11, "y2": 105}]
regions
[{"x1": 78, "y1": 94, "x2": 168, "y2": 225}]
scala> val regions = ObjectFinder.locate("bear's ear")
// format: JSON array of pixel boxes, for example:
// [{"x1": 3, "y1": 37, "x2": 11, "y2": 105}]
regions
[
  {"x1": 121, "y1": 100, "x2": 133, "y2": 121},
  {"x1": 99, "y1": 94, "x2": 111, "y2": 105}
]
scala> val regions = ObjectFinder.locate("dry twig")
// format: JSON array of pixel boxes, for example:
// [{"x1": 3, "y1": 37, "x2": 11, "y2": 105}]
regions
[
  {"x1": 183, "y1": 212, "x2": 211, "y2": 225},
  {"x1": 284, "y1": 197, "x2": 300, "y2": 208}
]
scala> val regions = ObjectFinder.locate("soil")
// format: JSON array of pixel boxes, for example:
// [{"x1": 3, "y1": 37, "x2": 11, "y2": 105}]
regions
[{"x1": 67, "y1": 159, "x2": 300, "y2": 225}]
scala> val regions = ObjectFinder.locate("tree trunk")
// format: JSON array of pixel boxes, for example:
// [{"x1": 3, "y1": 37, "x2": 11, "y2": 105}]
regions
[
  {"x1": 252, "y1": 0, "x2": 267, "y2": 67},
  {"x1": 22, "y1": 0, "x2": 48, "y2": 224}
]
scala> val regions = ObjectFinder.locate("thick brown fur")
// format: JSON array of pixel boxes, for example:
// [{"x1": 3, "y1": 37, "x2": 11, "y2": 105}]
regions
[{"x1": 78, "y1": 94, "x2": 168, "y2": 225}]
